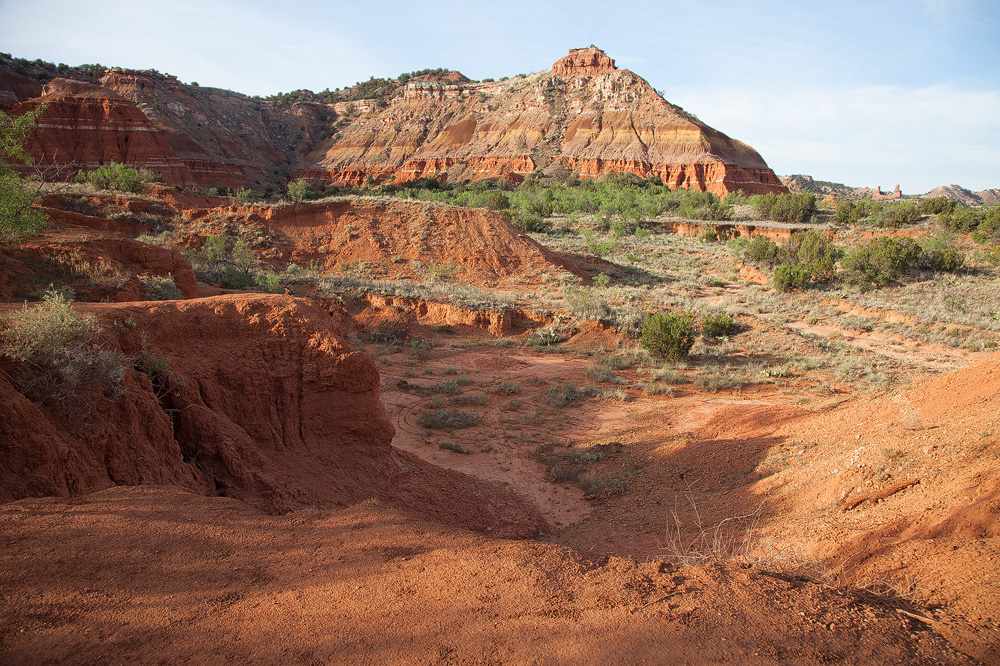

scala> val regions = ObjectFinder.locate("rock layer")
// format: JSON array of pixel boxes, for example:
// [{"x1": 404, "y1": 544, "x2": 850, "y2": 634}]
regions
[{"x1": 13, "y1": 79, "x2": 195, "y2": 185}]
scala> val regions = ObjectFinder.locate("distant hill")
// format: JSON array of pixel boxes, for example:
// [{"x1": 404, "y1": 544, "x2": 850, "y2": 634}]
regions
[
  {"x1": 782, "y1": 174, "x2": 999, "y2": 206},
  {"x1": 923, "y1": 184, "x2": 1000, "y2": 206}
]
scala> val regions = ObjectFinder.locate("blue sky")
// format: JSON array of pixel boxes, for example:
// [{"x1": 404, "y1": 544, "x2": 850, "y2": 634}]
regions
[{"x1": 2, "y1": 0, "x2": 998, "y2": 192}]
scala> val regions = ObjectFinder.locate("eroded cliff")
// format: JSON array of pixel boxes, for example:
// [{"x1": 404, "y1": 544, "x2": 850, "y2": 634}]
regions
[{"x1": 3, "y1": 47, "x2": 784, "y2": 196}]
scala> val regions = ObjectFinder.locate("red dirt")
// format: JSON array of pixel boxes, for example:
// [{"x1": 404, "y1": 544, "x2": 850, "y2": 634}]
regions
[
  {"x1": 0, "y1": 294, "x2": 543, "y2": 538},
  {"x1": 1, "y1": 220, "x2": 998, "y2": 662},
  {"x1": 179, "y1": 197, "x2": 583, "y2": 286},
  {"x1": 0, "y1": 486, "x2": 968, "y2": 664},
  {"x1": 0, "y1": 206, "x2": 196, "y2": 302}
]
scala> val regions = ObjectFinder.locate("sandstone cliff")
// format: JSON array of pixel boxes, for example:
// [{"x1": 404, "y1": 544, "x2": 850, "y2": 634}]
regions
[
  {"x1": 12, "y1": 78, "x2": 195, "y2": 185},
  {"x1": 3, "y1": 47, "x2": 784, "y2": 196},
  {"x1": 303, "y1": 47, "x2": 786, "y2": 196}
]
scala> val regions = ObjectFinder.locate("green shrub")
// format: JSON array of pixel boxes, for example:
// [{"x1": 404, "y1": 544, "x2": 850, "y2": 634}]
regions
[
  {"x1": 919, "y1": 242, "x2": 965, "y2": 272},
  {"x1": 840, "y1": 236, "x2": 921, "y2": 289},
  {"x1": 232, "y1": 187, "x2": 255, "y2": 204},
  {"x1": 77, "y1": 162, "x2": 160, "y2": 193},
  {"x1": 418, "y1": 409, "x2": 481, "y2": 430},
  {"x1": 640, "y1": 311, "x2": 696, "y2": 361},
  {"x1": 221, "y1": 266, "x2": 253, "y2": 289},
  {"x1": 773, "y1": 262, "x2": 811, "y2": 292},
  {"x1": 0, "y1": 290, "x2": 127, "y2": 405},
  {"x1": 702, "y1": 313, "x2": 738, "y2": 338},
  {"x1": 785, "y1": 231, "x2": 838, "y2": 281},
  {"x1": 254, "y1": 271, "x2": 284, "y2": 293},
  {"x1": 872, "y1": 201, "x2": 921, "y2": 228},
  {"x1": 743, "y1": 236, "x2": 782, "y2": 268},
  {"x1": 139, "y1": 274, "x2": 182, "y2": 300},
  {"x1": 750, "y1": 192, "x2": 816, "y2": 223},
  {"x1": 286, "y1": 178, "x2": 308, "y2": 203},
  {"x1": 919, "y1": 197, "x2": 955, "y2": 215}
]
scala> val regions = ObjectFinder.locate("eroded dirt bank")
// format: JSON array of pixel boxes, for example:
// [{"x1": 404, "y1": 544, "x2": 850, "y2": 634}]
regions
[{"x1": 0, "y1": 294, "x2": 543, "y2": 538}]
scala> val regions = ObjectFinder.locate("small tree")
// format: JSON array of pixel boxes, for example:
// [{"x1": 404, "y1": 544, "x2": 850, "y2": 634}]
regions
[
  {"x1": 640, "y1": 312, "x2": 696, "y2": 362},
  {"x1": 287, "y1": 178, "x2": 308, "y2": 203},
  {"x1": 0, "y1": 107, "x2": 48, "y2": 240}
]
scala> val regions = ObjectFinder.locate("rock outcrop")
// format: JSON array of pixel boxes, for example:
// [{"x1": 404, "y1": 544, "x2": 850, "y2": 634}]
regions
[
  {"x1": 99, "y1": 69, "x2": 300, "y2": 188},
  {"x1": 12, "y1": 78, "x2": 195, "y2": 185},
  {"x1": 923, "y1": 184, "x2": 1000, "y2": 205}
]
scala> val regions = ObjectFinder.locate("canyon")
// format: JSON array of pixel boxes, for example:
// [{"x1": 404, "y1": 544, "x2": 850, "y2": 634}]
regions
[{"x1": 1, "y1": 48, "x2": 998, "y2": 665}]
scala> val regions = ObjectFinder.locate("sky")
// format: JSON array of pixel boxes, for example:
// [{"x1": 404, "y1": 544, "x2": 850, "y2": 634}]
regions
[{"x1": 2, "y1": 0, "x2": 998, "y2": 192}]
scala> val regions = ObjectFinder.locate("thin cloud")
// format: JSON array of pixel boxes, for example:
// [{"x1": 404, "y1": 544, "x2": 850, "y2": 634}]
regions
[{"x1": 667, "y1": 84, "x2": 1000, "y2": 192}]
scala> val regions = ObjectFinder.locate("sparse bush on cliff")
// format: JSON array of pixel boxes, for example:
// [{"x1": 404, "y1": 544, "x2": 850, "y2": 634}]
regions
[
  {"x1": 76, "y1": 162, "x2": 161, "y2": 193},
  {"x1": 0, "y1": 290, "x2": 128, "y2": 406},
  {"x1": 640, "y1": 311, "x2": 695, "y2": 362}
]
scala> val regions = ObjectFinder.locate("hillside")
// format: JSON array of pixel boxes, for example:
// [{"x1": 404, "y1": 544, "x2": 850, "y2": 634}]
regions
[{"x1": 1, "y1": 48, "x2": 785, "y2": 196}]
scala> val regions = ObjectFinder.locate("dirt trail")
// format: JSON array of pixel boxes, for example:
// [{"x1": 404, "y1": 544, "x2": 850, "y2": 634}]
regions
[{"x1": 378, "y1": 346, "x2": 612, "y2": 530}]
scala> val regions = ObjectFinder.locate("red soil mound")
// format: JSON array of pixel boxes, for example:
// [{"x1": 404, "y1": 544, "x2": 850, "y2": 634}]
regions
[
  {"x1": 0, "y1": 486, "x2": 963, "y2": 664},
  {"x1": 0, "y1": 208, "x2": 196, "y2": 302},
  {"x1": 0, "y1": 294, "x2": 542, "y2": 538},
  {"x1": 752, "y1": 352, "x2": 1000, "y2": 662},
  {"x1": 182, "y1": 197, "x2": 582, "y2": 286}
]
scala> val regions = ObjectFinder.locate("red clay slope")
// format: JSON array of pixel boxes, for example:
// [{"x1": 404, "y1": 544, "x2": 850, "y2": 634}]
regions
[
  {"x1": 180, "y1": 197, "x2": 583, "y2": 286},
  {"x1": 0, "y1": 294, "x2": 543, "y2": 537}
]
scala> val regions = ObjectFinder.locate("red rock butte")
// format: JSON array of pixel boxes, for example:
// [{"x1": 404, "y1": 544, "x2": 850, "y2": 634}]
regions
[
  {"x1": 4, "y1": 48, "x2": 786, "y2": 197},
  {"x1": 303, "y1": 46, "x2": 786, "y2": 196}
]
